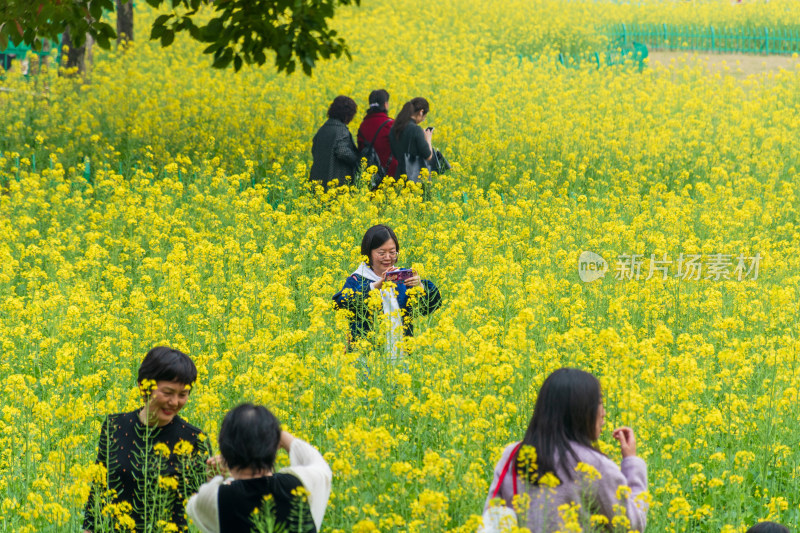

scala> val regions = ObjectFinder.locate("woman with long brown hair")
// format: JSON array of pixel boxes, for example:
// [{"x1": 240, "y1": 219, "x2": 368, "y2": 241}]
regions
[
  {"x1": 389, "y1": 97, "x2": 433, "y2": 181},
  {"x1": 483, "y1": 368, "x2": 648, "y2": 532}
]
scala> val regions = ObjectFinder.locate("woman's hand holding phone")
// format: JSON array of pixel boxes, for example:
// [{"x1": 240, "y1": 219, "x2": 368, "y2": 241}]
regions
[
  {"x1": 372, "y1": 267, "x2": 396, "y2": 291},
  {"x1": 405, "y1": 272, "x2": 421, "y2": 287}
]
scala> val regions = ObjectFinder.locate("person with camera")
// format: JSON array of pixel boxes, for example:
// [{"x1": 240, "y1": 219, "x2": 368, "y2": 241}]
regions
[
  {"x1": 332, "y1": 224, "x2": 442, "y2": 357},
  {"x1": 357, "y1": 89, "x2": 398, "y2": 181},
  {"x1": 186, "y1": 403, "x2": 331, "y2": 533},
  {"x1": 389, "y1": 97, "x2": 434, "y2": 182}
]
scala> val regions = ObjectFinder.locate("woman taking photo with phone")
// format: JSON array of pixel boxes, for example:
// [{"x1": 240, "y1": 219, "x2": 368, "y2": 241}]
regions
[
  {"x1": 389, "y1": 97, "x2": 433, "y2": 181},
  {"x1": 483, "y1": 368, "x2": 648, "y2": 533},
  {"x1": 187, "y1": 403, "x2": 331, "y2": 533},
  {"x1": 333, "y1": 224, "x2": 441, "y2": 357}
]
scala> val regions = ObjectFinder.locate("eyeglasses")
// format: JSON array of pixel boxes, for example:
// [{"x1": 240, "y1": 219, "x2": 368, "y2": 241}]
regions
[{"x1": 375, "y1": 250, "x2": 398, "y2": 259}]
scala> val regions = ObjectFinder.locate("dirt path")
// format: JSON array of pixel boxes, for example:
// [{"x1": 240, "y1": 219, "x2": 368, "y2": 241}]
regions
[{"x1": 647, "y1": 50, "x2": 800, "y2": 77}]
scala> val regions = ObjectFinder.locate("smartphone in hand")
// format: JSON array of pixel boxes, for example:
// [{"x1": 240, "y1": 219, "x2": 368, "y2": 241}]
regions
[{"x1": 384, "y1": 268, "x2": 414, "y2": 282}]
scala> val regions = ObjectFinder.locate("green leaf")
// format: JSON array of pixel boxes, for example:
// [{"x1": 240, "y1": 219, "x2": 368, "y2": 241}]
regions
[
  {"x1": 202, "y1": 41, "x2": 224, "y2": 54},
  {"x1": 89, "y1": 2, "x2": 103, "y2": 21},
  {"x1": 212, "y1": 48, "x2": 233, "y2": 69},
  {"x1": 153, "y1": 14, "x2": 172, "y2": 27},
  {"x1": 160, "y1": 29, "x2": 175, "y2": 47},
  {"x1": 204, "y1": 17, "x2": 224, "y2": 38},
  {"x1": 188, "y1": 24, "x2": 203, "y2": 40},
  {"x1": 96, "y1": 33, "x2": 111, "y2": 49}
]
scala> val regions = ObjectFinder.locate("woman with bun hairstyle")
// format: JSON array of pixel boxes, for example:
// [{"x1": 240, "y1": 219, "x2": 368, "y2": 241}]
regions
[
  {"x1": 389, "y1": 97, "x2": 433, "y2": 179},
  {"x1": 483, "y1": 368, "x2": 648, "y2": 532},
  {"x1": 332, "y1": 224, "x2": 441, "y2": 357},
  {"x1": 357, "y1": 89, "x2": 398, "y2": 178}
]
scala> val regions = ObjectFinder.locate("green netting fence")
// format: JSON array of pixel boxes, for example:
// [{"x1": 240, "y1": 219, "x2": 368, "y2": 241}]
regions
[
  {"x1": 606, "y1": 23, "x2": 800, "y2": 55},
  {"x1": 0, "y1": 44, "x2": 54, "y2": 72}
]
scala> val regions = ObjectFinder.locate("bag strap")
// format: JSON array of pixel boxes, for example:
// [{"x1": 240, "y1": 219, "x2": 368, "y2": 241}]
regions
[
  {"x1": 366, "y1": 119, "x2": 391, "y2": 149},
  {"x1": 492, "y1": 442, "x2": 522, "y2": 499}
]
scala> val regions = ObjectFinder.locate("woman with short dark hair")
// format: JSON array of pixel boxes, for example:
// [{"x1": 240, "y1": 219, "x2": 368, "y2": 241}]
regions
[
  {"x1": 483, "y1": 368, "x2": 648, "y2": 532},
  {"x1": 309, "y1": 95, "x2": 360, "y2": 189},
  {"x1": 332, "y1": 224, "x2": 442, "y2": 357},
  {"x1": 83, "y1": 347, "x2": 210, "y2": 532},
  {"x1": 747, "y1": 523, "x2": 790, "y2": 533},
  {"x1": 187, "y1": 403, "x2": 331, "y2": 533}
]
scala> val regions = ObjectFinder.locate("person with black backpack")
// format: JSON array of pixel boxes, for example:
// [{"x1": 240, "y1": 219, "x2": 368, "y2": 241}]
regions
[{"x1": 357, "y1": 89, "x2": 397, "y2": 189}]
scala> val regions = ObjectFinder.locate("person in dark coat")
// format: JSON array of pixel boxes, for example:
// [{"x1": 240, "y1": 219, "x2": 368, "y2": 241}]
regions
[
  {"x1": 356, "y1": 89, "x2": 398, "y2": 178},
  {"x1": 310, "y1": 96, "x2": 360, "y2": 190},
  {"x1": 389, "y1": 97, "x2": 433, "y2": 180}
]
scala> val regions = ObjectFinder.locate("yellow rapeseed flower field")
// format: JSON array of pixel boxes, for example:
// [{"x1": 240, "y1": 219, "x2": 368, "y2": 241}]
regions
[{"x1": 2, "y1": 0, "x2": 800, "y2": 531}]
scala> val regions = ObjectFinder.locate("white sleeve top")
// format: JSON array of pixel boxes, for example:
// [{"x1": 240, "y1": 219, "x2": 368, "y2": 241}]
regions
[{"x1": 187, "y1": 438, "x2": 332, "y2": 533}]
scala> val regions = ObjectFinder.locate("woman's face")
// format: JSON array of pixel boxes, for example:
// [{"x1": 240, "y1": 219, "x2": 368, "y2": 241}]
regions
[
  {"x1": 145, "y1": 380, "x2": 191, "y2": 426},
  {"x1": 369, "y1": 239, "x2": 398, "y2": 276},
  {"x1": 412, "y1": 109, "x2": 427, "y2": 124},
  {"x1": 594, "y1": 400, "x2": 606, "y2": 440}
]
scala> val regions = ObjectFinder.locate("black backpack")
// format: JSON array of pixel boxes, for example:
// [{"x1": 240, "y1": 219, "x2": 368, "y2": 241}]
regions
[{"x1": 359, "y1": 119, "x2": 392, "y2": 190}]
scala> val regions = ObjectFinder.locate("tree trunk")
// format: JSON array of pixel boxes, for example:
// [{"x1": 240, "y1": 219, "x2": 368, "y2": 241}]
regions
[
  {"x1": 59, "y1": 27, "x2": 86, "y2": 76},
  {"x1": 86, "y1": 34, "x2": 95, "y2": 71},
  {"x1": 116, "y1": 0, "x2": 134, "y2": 44}
]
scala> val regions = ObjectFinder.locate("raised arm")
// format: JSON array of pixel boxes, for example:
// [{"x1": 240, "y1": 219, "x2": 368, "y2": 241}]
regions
[
  {"x1": 589, "y1": 428, "x2": 648, "y2": 531},
  {"x1": 280, "y1": 433, "x2": 332, "y2": 532}
]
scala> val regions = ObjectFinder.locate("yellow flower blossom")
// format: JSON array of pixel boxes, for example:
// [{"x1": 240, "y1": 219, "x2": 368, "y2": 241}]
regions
[
  {"x1": 173, "y1": 440, "x2": 194, "y2": 457},
  {"x1": 158, "y1": 476, "x2": 179, "y2": 491},
  {"x1": 152, "y1": 443, "x2": 171, "y2": 458}
]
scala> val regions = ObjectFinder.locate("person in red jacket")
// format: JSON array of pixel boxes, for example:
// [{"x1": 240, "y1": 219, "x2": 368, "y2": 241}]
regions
[{"x1": 357, "y1": 89, "x2": 398, "y2": 178}]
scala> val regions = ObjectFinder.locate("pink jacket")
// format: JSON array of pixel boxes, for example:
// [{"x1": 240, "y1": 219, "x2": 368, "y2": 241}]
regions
[{"x1": 484, "y1": 441, "x2": 648, "y2": 532}]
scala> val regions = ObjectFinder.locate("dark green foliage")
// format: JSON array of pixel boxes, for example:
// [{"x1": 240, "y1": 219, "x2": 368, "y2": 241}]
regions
[
  {"x1": 0, "y1": 0, "x2": 116, "y2": 50},
  {"x1": 0, "y1": 0, "x2": 359, "y2": 74}
]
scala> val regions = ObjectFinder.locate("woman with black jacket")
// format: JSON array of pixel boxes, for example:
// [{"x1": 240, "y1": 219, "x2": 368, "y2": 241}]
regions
[
  {"x1": 389, "y1": 97, "x2": 433, "y2": 181},
  {"x1": 310, "y1": 96, "x2": 360, "y2": 190}
]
